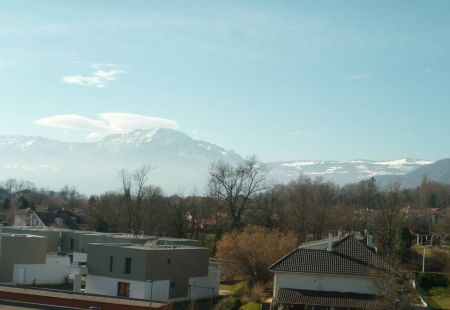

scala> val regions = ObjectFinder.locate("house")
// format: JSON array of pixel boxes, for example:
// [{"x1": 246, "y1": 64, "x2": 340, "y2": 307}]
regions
[
  {"x1": 0, "y1": 225, "x2": 70, "y2": 285},
  {"x1": 13, "y1": 208, "x2": 83, "y2": 229},
  {"x1": 269, "y1": 233, "x2": 392, "y2": 310},
  {"x1": 85, "y1": 242, "x2": 220, "y2": 302}
]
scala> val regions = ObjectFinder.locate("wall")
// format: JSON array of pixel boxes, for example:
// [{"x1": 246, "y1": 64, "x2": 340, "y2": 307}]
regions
[
  {"x1": 146, "y1": 247, "x2": 210, "y2": 299},
  {"x1": 274, "y1": 272, "x2": 378, "y2": 296},
  {"x1": 188, "y1": 266, "x2": 220, "y2": 300},
  {"x1": 3, "y1": 228, "x2": 60, "y2": 253},
  {"x1": 85, "y1": 274, "x2": 170, "y2": 301},
  {"x1": 72, "y1": 252, "x2": 87, "y2": 265},
  {"x1": 60, "y1": 231, "x2": 82, "y2": 253},
  {"x1": 87, "y1": 244, "x2": 148, "y2": 282},
  {"x1": 0, "y1": 234, "x2": 47, "y2": 282},
  {"x1": 12, "y1": 254, "x2": 70, "y2": 285}
]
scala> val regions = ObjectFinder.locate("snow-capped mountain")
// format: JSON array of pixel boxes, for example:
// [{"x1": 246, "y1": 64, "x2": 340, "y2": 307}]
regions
[
  {"x1": 0, "y1": 129, "x2": 243, "y2": 194},
  {"x1": 0, "y1": 129, "x2": 436, "y2": 193},
  {"x1": 266, "y1": 158, "x2": 433, "y2": 186}
]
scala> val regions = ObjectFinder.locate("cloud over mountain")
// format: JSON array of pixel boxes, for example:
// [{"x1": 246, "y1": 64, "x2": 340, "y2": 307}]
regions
[{"x1": 34, "y1": 113, "x2": 178, "y2": 139}]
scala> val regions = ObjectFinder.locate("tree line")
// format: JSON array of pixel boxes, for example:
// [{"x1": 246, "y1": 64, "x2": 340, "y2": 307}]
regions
[{"x1": 2, "y1": 157, "x2": 450, "y2": 260}]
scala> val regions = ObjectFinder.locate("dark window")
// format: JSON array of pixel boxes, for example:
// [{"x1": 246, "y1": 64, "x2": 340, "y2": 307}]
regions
[
  {"x1": 109, "y1": 256, "x2": 113, "y2": 272},
  {"x1": 117, "y1": 282, "x2": 130, "y2": 297},
  {"x1": 167, "y1": 258, "x2": 171, "y2": 264},
  {"x1": 124, "y1": 257, "x2": 132, "y2": 274},
  {"x1": 69, "y1": 238, "x2": 74, "y2": 250}
]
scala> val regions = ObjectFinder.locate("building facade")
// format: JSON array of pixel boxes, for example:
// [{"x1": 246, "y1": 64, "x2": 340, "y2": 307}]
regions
[{"x1": 85, "y1": 243, "x2": 219, "y2": 302}]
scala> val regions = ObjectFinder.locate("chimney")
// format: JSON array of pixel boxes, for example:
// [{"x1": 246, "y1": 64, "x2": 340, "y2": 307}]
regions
[
  {"x1": 367, "y1": 234, "x2": 373, "y2": 248},
  {"x1": 337, "y1": 230, "x2": 343, "y2": 238},
  {"x1": 327, "y1": 232, "x2": 333, "y2": 252}
]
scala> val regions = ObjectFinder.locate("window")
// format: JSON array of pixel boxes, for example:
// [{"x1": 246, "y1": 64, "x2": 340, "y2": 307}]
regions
[
  {"x1": 167, "y1": 258, "x2": 171, "y2": 264},
  {"x1": 109, "y1": 256, "x2": 113, "y2": 272},
  {"x1": 69, "y1": 238, "x2": 74, "y2": 250},
  {"x1": 124, "y1": 257, "x2": 132, "y2": 274},
  {"x1": 117, "y1": 282, "x2": 130, "y2": 297}
]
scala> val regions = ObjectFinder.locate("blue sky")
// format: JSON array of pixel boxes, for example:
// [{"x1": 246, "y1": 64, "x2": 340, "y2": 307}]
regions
[{"x1": 1, "y1": 1, "x2": 450, "y2": 162}]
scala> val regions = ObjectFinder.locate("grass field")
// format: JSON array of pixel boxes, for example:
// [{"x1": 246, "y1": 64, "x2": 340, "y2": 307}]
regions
[
  {"x1": 240, "y1": 302, "x2": 262, "y2": 310},
  {"x1": 426, "y1": 287, "x2": 450, "y2": 309},
  {"x1": 220, "y1": 280, "x2": 248, "y2": 296}
]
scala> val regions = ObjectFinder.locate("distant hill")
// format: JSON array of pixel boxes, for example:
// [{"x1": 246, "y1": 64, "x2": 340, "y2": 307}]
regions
[
  {"x1": 0, "y1": 128, "x2": 243, "y2": 194},
  {"x1": 376, "y1": 158, "x2": 450, "y2": 188},
  {"x1": 0, "y1": 128, "x2": 437, "y2": 193}
]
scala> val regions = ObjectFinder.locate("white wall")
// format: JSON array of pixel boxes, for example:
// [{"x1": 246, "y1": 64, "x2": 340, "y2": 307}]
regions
[
  {"x1": 85, "y1": 274, "x2": 170, "y2": 301},
  {"x1": 12, "y1": 254, "x2": 70, "y2": 285},
  {"x1": 72, "y1": 252, "x2": 87, "y2": 265},
  {"x1": 189, "y1": 266, "x2": 220, "y2": 300},
  {"x1": 274, "y1": 272, "x2": 378, "y2": 297}
]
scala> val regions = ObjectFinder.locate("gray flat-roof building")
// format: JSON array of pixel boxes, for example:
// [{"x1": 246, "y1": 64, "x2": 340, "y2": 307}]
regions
[
  {"x1": 85, "y1": 243, "x2": 219, "y2": 302},
  {"x1": 0, "y1": 225, "x2": 70, "y2": 285}
]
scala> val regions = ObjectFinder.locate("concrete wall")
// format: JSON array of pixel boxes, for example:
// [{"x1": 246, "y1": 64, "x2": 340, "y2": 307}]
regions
[
  {"x1": 188, "y1": 266, "x2": 220, "y2": 300},
  {"x1": 157, "y1": 239, "x2": 201, "y2": 247},
  {"x1": 72, "y1": 252, "x2": 88, "y2": 265},
  {"x1": 12, "y1": 254, "x2": 70, "y2": 285},
  {"x1": 0, "y1": 234, "x2": 47, "y2": 282},
  {"x1": 273, "y1": 272, "x2": 378, "y2": 297},
  {"x1": 85, "y1": 274, "x2": 170, "y2": 301},
  {"x1": 3, "y1": 228, "x2": 61, "y2": 253},
  {"x1": 60, "y1": 231, "x2": 82, "y2": 253},
  {"x1": 145, "y1": 247, "x2": 209, "y2": 299},
  {"x1": 87, "y1": 244, "x2": 149, "y2": 282}
]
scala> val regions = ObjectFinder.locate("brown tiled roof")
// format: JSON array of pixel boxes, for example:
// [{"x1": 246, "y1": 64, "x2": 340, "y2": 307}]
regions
[
  {"x1": 274, "y1": 288, "x2": 385, "y2": 308},
  {"x1": 269, "y1": 235, "x2": 390, "y2": 276}
]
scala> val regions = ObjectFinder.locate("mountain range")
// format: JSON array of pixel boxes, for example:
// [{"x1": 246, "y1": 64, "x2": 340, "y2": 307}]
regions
[{"x1": 0, "y1": 128, "x2": 446, "y2": 193}]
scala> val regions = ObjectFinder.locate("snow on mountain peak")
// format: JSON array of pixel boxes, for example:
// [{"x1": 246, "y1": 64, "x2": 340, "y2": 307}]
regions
[{"x1": 95, "y1": 128, "x2": 159, "y2": 151}]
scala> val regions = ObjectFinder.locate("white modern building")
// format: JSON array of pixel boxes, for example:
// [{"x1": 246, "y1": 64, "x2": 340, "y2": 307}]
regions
[
  {"x1": 85, "y1": 242, "x2": 220, "y2": 302},
  {"x1": 0, "y1": 225, "x2": 70, "y2": 285}
]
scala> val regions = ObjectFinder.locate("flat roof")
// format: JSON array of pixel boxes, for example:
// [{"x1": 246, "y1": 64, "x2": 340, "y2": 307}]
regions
[
  {"x1": 89, "y1": 242, "x2": 207, "y2": 251},
  {"x1": 4, "y1": 226, "x2": 200, "y2": 244},
  {"x1": 1, "y1": 233, "x2": 46, "y2": 238}
]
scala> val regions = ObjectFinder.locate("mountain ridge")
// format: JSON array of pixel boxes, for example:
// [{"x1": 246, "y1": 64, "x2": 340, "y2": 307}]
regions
[{"x1": 0, "y1": 128, "x2": 441, "y2": 193}]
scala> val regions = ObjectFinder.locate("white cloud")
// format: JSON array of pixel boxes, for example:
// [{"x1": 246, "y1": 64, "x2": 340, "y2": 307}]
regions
[
  {"x1": 348, "y1": 74, "x2": 370, "y2": 79},
  {"x1": 62, "y1": 69, "x2": 126, "y2": 88},
  {"x1": 34, "y1": 113, "x2": 178, "y2": 139}
]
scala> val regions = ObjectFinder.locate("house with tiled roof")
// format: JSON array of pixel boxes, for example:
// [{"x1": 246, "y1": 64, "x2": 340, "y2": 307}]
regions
[
  {"x1": 14, "y1": 208, "x2": 83, "y2": 230},
  {"x1": 269, "y1": 233, "x2": 393, "y2": 310}
]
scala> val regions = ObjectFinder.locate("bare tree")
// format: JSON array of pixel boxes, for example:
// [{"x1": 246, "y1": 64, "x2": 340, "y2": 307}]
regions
[
  {"x1": 208, "y1": 156, "x2": 267, "y2": 229},
  {"x1": 371, "y1": 181, "x2": 404, "y2": 259},
  {"x1": 118, "y1": 166, "x2": 153, "y2": 234}
]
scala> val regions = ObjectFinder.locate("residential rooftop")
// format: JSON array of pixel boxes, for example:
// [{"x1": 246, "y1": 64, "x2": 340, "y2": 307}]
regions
[
  {"x1": 269, "y1": 234, "x2": 390, "y2": 277},
  {"x1": 88, "y1": 242, "x2": 207, "y2": 251}
]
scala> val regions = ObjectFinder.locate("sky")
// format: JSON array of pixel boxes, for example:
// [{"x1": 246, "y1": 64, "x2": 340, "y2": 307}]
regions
[{"x1": 1, "y1": 0, "x2": 450, "y2": 162}]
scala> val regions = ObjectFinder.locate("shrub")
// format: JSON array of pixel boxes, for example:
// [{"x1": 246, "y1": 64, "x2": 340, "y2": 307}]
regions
[
  {"x1": 417, "y1": 272, "x2": 448, "y2": 290},
  {"x1": 216, "y1": 226, "x2": 297, "y2": 282},
  {"x1": 214, "y1": 297, "x2": 241, "y2": 310}
]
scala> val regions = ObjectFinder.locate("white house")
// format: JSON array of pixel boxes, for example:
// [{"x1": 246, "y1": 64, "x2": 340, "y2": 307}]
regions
[{"x1": 269, "y1": 234, "x2": 392, "y2": 310}]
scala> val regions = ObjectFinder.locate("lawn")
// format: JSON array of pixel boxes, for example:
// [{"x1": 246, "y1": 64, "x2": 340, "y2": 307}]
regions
[
  {"x1": 240, "y1": 302, "x2": 262, "y2": 310},
  {"x1": 220, "y1": 280, "x2": 248, "y2": 296},
  {"x1": 426, "y1": 287, "x2": 450, "y2": 309}
]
